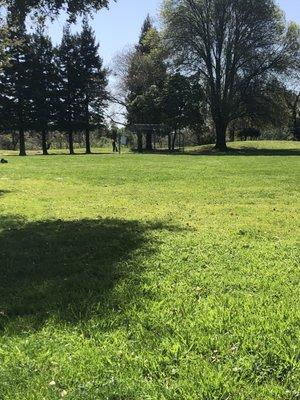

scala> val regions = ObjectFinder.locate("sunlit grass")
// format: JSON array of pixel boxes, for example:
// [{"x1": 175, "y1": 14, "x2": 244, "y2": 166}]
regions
[{"x1": 0, "y1": 141, "x2": 299, "y2": 399}]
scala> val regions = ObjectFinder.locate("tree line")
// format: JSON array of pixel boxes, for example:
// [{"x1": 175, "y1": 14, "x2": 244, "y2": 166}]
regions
[
  {"x1": 0, "y1": 0, "x2": 299, "y2": 155},
  {"x1": 0, "y1": 10, "x2": 108, "y2": 156}
]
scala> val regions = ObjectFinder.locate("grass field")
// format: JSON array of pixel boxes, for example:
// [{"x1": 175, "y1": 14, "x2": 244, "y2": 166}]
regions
[{"x1": 0, "y1": 141, "x2": 299, "y2": 399}]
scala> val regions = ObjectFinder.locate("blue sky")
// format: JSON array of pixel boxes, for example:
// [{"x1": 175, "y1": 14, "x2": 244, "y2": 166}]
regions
[{"x1": 46, "y1": 0, "x2": 300, "y2": 68}]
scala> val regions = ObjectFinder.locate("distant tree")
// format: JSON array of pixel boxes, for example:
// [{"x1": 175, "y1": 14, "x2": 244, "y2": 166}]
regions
[
  {"x1": 0, "y1": 21, "x2": 31, "y2": 156},
  {"x1": 162, "y1": 73, "x2": 205, "y2": 150},
  {"x1": 27, "y1": 30, "x2": 58, "y2": 155},
  {"x1": 163, "y1": 0, "x2": 300, "y2": 150},
  {"x1": 122, "y1": 17, "x2": 168, "y2": 152},
  {"x1": 240, "y1": 78, "x2": 300, "y2": 140},
  {"x1": 56, "y1": 27, "x2": 82, "y2": 155},
  {"x1": 236, "y1": 78, "x2": 289, "y2": 131},
  {"x1": 77, "y1": 20, "x2": 108, "y2": 154},
  {"x1": 282, "y1": 88, "x2": 300, "y2": 141}
]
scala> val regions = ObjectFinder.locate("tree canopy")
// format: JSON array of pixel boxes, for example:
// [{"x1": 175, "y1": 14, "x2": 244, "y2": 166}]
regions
[{"x1": 3, "y1": 0, "x2": 112, "y2": 19}]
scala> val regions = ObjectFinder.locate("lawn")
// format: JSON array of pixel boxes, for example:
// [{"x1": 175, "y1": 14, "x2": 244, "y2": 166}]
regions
[{"x1": 0, "y1": 141, "x2": 299, "y2": 399}]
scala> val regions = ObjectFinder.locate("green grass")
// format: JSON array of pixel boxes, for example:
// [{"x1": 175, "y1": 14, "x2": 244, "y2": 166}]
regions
[{"x1": 0, "y1": 140, "x2": 299, "y2": 399}]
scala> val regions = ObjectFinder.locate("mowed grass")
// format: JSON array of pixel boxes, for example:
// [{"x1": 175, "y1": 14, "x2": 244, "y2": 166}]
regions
[{"x1": 0, "y1": 141, "x2": 299, "y2": 400}]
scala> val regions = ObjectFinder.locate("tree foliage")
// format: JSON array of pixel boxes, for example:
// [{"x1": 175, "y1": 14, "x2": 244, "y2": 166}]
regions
[{"x1": 3, "y1": 0, "x2": 111, "y2": 21}]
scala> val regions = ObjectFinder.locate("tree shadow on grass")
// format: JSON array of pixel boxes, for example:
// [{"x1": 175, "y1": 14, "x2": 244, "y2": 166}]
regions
[
  {"x1": 184, "y1": 146, "x2": 300, "y2": 157},
  {"x1": 0, "y1": 217, "x2": 176, "y2": 334},
  {"x1": 147, "y1": 145, "x2": 300, "y2": 157},
  {"x1": 0, "y1": 190, "x2": 11, "y2": 197}
]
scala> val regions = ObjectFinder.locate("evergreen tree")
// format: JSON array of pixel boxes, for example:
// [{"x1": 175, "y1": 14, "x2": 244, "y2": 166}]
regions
[
  {"x1": 136, "y1": 15, "x2": 152, "y2": 54},
  {"x1": 0, "y1": 19, "x2": 31, "y2": 156},
  {"x1": 27, "y1": 30, "x2": 58, "y2": 155},
  {"x1": 126, "y1": 18, "x2": 167, "y2": 152},
  {"x1": 77, "y1": 20, "x2": 108, "y2": 154},
  {"x1": 56, "y1": 27, "x2": 82, "y2": 155}
]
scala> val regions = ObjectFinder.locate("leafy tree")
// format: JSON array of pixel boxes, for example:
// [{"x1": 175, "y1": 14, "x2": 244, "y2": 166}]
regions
[
  {"x1": 239, "y1": 78, "x2": 290, "y2": 128},
  {"x1": 77, "y1": 20, "x2": 108, "y2": 154},
  {"x1": 163, "y1": 0, "x2": 300, "y2": 150},
  {"x1": 162, "y1": 73, "x2": 205, "y2": 150},
  {"x1": 238, "y1": 77, "x2": 300, "y2": 139}
]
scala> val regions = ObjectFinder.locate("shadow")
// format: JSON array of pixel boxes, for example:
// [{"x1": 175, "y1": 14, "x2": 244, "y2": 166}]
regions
[
  {"x1": 0, "y1": 190, "x2": 11, "y2": 197},
  {"x1": 186, "y1": 147, "x2": 300, "y2": 157},
  {"x1": 174, "y1": 146, "x2": 300, "y2": 157},
  {"x1": 130, "y1": 145, "x2": 300, "y2": 157},
  {"x1": 0, "y1": 217, "x2": 174, "y2": 334},
  {"x1": 46, "y1": 152, "x2": 114, "y2": 156},
  {"x1": 0, "y1": 152, "x2": 114, "y2": 158}
]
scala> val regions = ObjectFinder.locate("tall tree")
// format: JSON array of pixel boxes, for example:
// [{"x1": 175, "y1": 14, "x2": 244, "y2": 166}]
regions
[
  {"x1": 125, "y1": 17, "x2": 167, "y2": 152},
  {"x1": 56, "y1": 27, "x2": 82, "y2": 155},
  {"x1": 77, "y1": 20, "x2": 108, "y2": 154},
  {"x1": 163, "y1": 0, "x2": 300, "y2": 150},
  {"x1": 27, "y1": 30, "x2": 58, "y2": 155},
  {"x1": 0, "y1": 20, "x2": 31, "y2": 156}
]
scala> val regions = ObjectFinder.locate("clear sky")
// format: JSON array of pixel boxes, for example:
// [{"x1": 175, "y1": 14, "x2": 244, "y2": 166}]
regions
[{"x1": 46, "y1": 0, "x2": 300, "y2": 69}]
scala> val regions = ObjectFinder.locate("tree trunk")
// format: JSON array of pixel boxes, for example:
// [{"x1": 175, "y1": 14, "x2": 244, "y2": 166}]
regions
[
  {"x1": 41, "y1": 129, "x2": 48, "y2": 155},
  {"x1": 229, "y1": 129, "x2": 235, "y2": 142},
  {"x1": 137, "y1": 133, "x2": 143, "y2": 153},
  {"x1": 168, "y1": 134, "x2": 172, "y2": 151},
  {"x1": 145, "y1": 132, "x2": 153, "y2": 151},
  {"x1": 214, "y1": 121, "x2": 228, "y2": 151},
  {"x1": 172, "y1": 132, "x2": 177, "y2": 151},
  {"x1": 85, "y1": 101, "x2": 91, "y2": 154},
  {"x1": 19, "y1": 127, "x2": 26, "y2": 156},
  {"x1": 68, "y1": 129, "x2": 75, "y2": 155},
  {"x1": 85, "y1": 127, "x2": 91, "y2": 154},
  {"x1": 292, "y1": 93, "x2": 300, "y2": 141},
  {"x1": 12, "y1": 132, "x2": 18, "y2": 150},
  {"x1": 195, "y1": 131, "x2": 202, "y2": 146}
]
